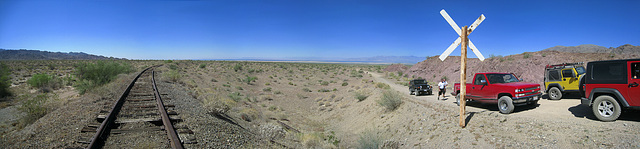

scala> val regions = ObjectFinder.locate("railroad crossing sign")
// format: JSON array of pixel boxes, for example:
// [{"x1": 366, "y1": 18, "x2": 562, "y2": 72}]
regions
[
  {"x1": 438, "y1": 9, "x2": 486, "y2": 61},
  {"x1": 437, "y1": 9, "x2": 486, "y2": 128}
]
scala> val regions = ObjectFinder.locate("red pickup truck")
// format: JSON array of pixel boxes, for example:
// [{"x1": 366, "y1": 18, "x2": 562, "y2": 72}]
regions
[{"x1": 453, "y1": 72, "x2": 542, "y2": 114}]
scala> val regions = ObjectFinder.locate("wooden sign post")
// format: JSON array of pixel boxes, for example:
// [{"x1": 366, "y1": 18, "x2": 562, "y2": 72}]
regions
[{"x1": 438, "y1": 10, "x2": 485, "y2": 128}]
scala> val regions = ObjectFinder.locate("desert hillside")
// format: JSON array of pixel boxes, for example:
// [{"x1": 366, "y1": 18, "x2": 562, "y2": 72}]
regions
[{"x1": 394, "y1": 44, "x2": 640, "y2": 88}]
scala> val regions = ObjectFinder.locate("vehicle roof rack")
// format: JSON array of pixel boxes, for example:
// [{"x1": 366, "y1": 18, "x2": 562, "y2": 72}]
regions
[{"x1": 545, "y1": 62, "x2": 584, "y2": 69}]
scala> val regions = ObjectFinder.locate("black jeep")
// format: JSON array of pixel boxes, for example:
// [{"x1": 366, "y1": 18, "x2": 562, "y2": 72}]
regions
[{"x1": 409, "y1": 79, "x2": 432, "y2": 96}]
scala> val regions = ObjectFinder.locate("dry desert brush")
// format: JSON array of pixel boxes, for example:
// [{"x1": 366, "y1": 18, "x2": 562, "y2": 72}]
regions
[{"x1": 378, "y1": 90, "x2": 403, "y2": 111}]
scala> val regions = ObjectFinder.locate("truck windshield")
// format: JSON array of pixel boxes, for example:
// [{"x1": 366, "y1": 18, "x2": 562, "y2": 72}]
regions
[
  {"x1": 486, "y1": 74, "x2": 520, "y2": 84},
  {"x1": 575, "y1": 66, "x2": 586, "y2": 75},
  {"x1": 413, "y1": 80, "x2": 427, "y2": 84}
]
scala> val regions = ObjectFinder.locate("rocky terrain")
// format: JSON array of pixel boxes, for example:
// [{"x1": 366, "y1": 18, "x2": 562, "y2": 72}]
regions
[{"x1": 402, "y1": 44, "x2": 640, "y2": 87}]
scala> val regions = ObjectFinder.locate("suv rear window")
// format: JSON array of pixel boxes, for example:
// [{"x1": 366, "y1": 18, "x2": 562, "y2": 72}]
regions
[
  {"x1": 548, "y1": 70, "x2": 560, "y2": 81},
  {"x1": 589, "y1": 61, "x2": 626, "y2": 84}
]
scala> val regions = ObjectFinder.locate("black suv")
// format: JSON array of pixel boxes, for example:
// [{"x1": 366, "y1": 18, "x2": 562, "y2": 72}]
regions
[
  {"x1": 409, "y1": 79, "x2": 432, "y2": 96},
  {"x1": 580, "y1": 59, "x2": 640, "y2": 121}
]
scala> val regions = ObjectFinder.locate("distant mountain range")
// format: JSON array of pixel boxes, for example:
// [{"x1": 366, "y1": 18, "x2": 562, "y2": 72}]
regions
[
  {"x1": 0, "y1": 49, "x2": 121, "y2": 60},
  {"x1": 208, "y1": 56, "x2": 424, "y2": 64},
  {"x1": 542, "y1": 44, "x2": 640, "y2": 55},
  {"x1": 3, "y1": 44, "x2": 637, "y2": 63}
]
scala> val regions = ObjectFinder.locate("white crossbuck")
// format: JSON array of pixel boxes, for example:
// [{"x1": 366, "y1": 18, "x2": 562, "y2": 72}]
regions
[{"x1": 438, "y1": 9, "x2": 486, "y2": 61}]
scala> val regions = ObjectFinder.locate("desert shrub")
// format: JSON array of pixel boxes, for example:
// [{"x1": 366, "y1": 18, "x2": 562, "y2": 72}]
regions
[
  {"x1": 236, "y1": 86, "x2": 243, "y2": 90},
  {"x1": 27, "y1": 73, "x2": 53, "y2": 89},
  {"x1": 263, "y1": 87, "x2": 272, "y2": 92},
  {"x1": 268, "y1": 106, "x2": 278, "y2": 111},
  {"x1": 0, "y1": 63, "x2": 12, "y2": 97},
  {"x1": 18, "y1": 94, "x2": 49, "y2": 126},
  {"x1": 233, "y1": 63, "x2": 243, "y2": 72},
  {"x1": 164, "y1": 60, "x2": 173, "y2": 63},
  {"x1": 302, "y1": 88, "x2": 312, "y2": 92},
  {"x1": 27, "y1": 73, "x2": 62, "y2": 92},
  {"x1": 168, "y1": 64, "x2": 178, "y2": 70},
  {"x1": 202, "y1": 94, "x2": 236, "y2": 114},
  {"x1": 74, "y1": 61, "x2": 133, "y2": 94},
  {"x1": 341, "y1": 82, "x2": 349, "y2": 86},
  {"x1": 274, "y1": 91, "x2": 282, "y2": 94},
  {"x1": 199, "y1": 63, "x2": 206, "y2": 69},
  {"x1": 240, "y1": 108, "x2": 259, "y2": 122},
  {"x1": 378, "y1": 90, "x2": 403, "y2": 111},
  {"x1": 523, "y1": 52, "x2": 531, "y2": 58},
  {"x1": 355, "y1": 90, "x2": 369, "y2": 102},
  {"x1": 165, "y1": 70, "x2": 181, "y2": 83},
  {"x1": 375, "y1": 82, "x2": 390, "y2": 89},
  {"x1": 318, "y1": 89, "x2": 331, "y2": 92},
  {"x1": 244, "y1": 75, "x2": 257, "y2": 85},
  {"x1": 320, "y1": 81, "x2": 329, "y2": 86},
  {"x1": 300, "y1": 132, "x2": 325, "y2": 148},
  {"x1": 228, "y1": 92, "x2": 243, "y2": 101},
  {"x1": 358, "y1": 129, "x2": 381, "y2": 149}
]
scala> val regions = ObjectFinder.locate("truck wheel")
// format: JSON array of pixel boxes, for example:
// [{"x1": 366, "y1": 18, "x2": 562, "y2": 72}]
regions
[
  {"x1": 455, "y1": 94, "x2": 460, "y2": 106},
  {"x1": 592, "y1": 95, "x2": 621, "y2": 122},
  {"x1": 548, "y1": 87, "x2": 562, "y2": 100},
  {"x1": 410, "y1": 91, "x2": 414, "y2": 95},
  {"x1": 498, "y1": 96, "x2": 514, "y2": 114},
  {"x1": 415, "y1": 92, "x2": 420, "y2": 96}
]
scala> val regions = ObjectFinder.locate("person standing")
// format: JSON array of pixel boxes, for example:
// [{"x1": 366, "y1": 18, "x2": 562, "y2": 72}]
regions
[{"x1": 437, "y1": 78, "x2": 448, "y2": 100}]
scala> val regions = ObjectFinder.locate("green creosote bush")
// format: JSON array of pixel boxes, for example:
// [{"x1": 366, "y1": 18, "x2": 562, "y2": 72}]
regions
[
  {"x1": 263, "y1": 87, "x2": 272, "y2": 92},
  {"x1": 341, "y1": 82, "x2": 349, "y2": 86},
  {"x1": 244, "y1": 75, "x2": 257, "y2": 85},
  {"x1": 0, "y1": 63, "x2": 12, "y2": 97},
  {"x1": 378, "y1": 90, "x2": 403, "y2": 111},
  {"x1": 523, "y1": 52, "x2": 531, "y2": 58},
  {"x1": 199, "y1": 63, "x2": 206, "y2": 69},
  {"x1": 74, "y1": 61, "x2": 133, "y2": 94},
  {"x1": 27, "y1": 73, "x2": 62, "y2": 93},
  {"x1": 27, "y1": 73, "x2": 52, "y2": 89}
]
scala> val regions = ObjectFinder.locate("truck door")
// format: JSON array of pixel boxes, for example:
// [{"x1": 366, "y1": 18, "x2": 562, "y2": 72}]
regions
[
  {"x1": 627, "y1": 61, "x2": 640, "y2": 106},
  {"x1": 470, "y1": 74, "x2": 487, "y2": 99},
  {"x1": 561, "y1": 68, "x2": 579, "y2": 91}
]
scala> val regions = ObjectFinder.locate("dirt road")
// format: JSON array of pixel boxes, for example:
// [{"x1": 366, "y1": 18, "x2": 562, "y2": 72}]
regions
[
  {"x1": 369, "y1": 72, "x2": 640, "y2": 123},
  {"x1": 368, "y1": 71, "x2": 640, "y2": 148}
]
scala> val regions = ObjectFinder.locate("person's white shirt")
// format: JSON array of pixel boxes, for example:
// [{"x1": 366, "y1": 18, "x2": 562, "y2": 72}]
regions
[{"x1": 438, "y1": 81, "x2": 448, "y2": 89}]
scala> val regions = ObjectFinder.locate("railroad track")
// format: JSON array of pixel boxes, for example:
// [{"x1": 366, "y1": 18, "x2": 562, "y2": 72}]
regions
[{"x1": 77, "y1": 66, "x2": 196, "y2": 149}]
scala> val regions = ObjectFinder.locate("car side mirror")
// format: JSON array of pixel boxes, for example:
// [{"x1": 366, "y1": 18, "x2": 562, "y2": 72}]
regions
[{"x1": 480, "y1": 80, "x2": 487, "y2": 85}]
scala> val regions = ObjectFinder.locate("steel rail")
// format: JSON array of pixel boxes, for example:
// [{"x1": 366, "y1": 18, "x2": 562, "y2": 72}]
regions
[
  {"x1": 87, "y1": 67, "x2": 152, "y2": 149},
  {"x1": 152, "y1": 70, "x2": 184, "y2": 149}
]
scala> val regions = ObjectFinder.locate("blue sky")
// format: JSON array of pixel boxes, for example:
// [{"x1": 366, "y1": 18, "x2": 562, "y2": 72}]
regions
[{"x1": 1, "y1": 0, "x2": 638, "y2": 60}]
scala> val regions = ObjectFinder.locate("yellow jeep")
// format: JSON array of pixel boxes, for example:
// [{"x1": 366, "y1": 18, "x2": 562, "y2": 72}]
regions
[{"x1": 544, "y1": 62, "x2": 585, "y2": 100}]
